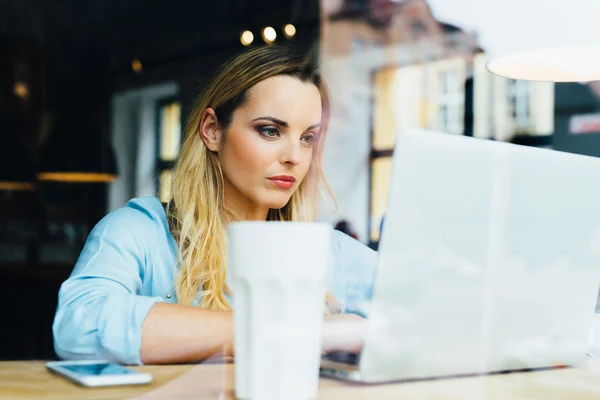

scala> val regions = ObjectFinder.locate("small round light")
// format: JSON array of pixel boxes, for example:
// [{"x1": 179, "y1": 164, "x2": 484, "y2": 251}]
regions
[
  {"x1": 131, "y1": 59, "x2": 143, "y2": 73},
  {"x1": 13, "y1": 82, "x2": 29, "y2": 99},
  {"x1": 262, "y1": 26, "x2": 277, "y2": 43},
  {"x1": 241, "y1": 30, "x2": 254, "y2": 46},
  {"x1": 284, "y1": 24, "x2": 296, "y2": 39}
]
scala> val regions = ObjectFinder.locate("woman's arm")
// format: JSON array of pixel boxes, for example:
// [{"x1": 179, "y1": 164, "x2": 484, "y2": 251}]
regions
[
  {"x1": 54, "y1": 202, "x2": 232, "y2": 365},
  {"x1": 140, "y1": 304, "x2": 366, "y2": 363},
  {"x1": 140, "y1": 303, "x2": 233, "y2": 364},
  {"x1": 322, "y1": 313, "x2": 366, "y2": 354},
  {"x1": 54, "y1": 203, "x2": 373, "y2": 364}
]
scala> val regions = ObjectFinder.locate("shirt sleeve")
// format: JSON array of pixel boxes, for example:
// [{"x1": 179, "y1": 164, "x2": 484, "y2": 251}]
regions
[
  {"x1": 52, "y1": 205, "x2": 164, "y2": 365},
  {"x1": 328, "y1": 230, "x2": 379, "y2": 317}
]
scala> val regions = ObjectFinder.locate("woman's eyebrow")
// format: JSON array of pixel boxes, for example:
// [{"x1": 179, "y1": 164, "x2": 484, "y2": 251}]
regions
[
  {"x1": 251, "y1": 116, "x2": 320, "y2": 131},
  {"x1": 251, "y1": 116, "x2": 288, "y2": 127}
]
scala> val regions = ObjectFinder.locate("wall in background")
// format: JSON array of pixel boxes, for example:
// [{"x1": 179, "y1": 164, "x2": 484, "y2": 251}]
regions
[{"x1": 109, "y1": 83, "x2": 179, "y2": 211}]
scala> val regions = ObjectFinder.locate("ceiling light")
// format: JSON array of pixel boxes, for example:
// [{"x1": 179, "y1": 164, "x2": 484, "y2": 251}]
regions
[
  {"x1": 262, "y1": 26, "x2": 277, "y2": 44},
  {"x1": 241, "y1": 30, "x2": 254, "y2": 46},
  {"x1": 131, "y1": 59, "x2": 143, "y2": 73},
  {"x1": 486, "y1": 47, "x2": 600, "y2": 82},
  {"x1": 283, "y1": 24, "x2": 296, "y2": 39},
  {"x1": 13, "y1": 82, "x2": 29, "y2": 99},
  {"x1": 484, "y1": 3, "x2": 600, "y2": 82}
]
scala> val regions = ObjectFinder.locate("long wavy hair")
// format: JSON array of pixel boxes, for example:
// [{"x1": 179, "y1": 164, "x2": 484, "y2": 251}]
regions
[{"x1": 167, "y1": 45, "x2": 340, "y2": 313}]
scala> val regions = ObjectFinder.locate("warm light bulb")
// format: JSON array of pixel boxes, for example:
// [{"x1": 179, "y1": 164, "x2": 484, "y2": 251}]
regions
[
  {"x1": 241, "y1": 30, "x2": 254, "y2": 46},
  {"x1": 13, "y1": 82, "x2": 29, "y2": 99},
  {"x1": 131, "y1": 59, "x2": 143, "y2": 73},
  {"x1": 262, "y1": 26, "x2": 277, "y2": 43},
  {"x1": 284, "y1": 24, "x2": 296, "y2": 38}
]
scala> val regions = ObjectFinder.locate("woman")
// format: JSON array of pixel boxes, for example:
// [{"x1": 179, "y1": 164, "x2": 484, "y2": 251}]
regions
[{"x1": 53, "y1": 45, "x2": 377, "y2": 365}]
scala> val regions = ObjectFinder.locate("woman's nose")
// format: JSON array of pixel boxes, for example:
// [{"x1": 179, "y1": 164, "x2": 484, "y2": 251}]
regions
[{"x1": 279, "y1": 140, "x2": 302, "y2": 166}]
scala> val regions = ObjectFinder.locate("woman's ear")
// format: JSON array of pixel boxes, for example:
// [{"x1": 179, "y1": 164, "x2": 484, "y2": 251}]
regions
[{"x1": 199, "y1": 108, "x2": 222, "y2": 152}]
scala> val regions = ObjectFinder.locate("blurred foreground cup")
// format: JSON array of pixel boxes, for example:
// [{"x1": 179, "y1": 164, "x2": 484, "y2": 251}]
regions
[{"x1": 228, "y1": 221, "x2": 332, "y2": 400}]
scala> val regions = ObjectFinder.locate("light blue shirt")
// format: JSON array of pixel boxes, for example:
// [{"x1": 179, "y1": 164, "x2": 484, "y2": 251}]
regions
[{"x1": 52, "y1": 197, "x2": 378, "y2": 365}]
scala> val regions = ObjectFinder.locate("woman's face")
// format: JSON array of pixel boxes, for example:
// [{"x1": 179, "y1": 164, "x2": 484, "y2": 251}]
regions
[{"x1": 206, "y1": 75, "x2": 323, "y2": 220}]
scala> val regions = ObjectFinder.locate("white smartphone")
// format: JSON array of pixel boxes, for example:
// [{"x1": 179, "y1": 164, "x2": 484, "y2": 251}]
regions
[{"x1": 46, "y1": 360, "x2": 153, "y2": 387}]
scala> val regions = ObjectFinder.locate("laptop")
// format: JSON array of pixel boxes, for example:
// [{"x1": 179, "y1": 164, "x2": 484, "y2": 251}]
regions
[{"x1": 320, "y1": 129, "x2": 600, "y2": 383}]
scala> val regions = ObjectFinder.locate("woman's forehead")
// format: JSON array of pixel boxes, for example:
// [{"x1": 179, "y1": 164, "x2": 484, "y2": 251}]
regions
[{"x1": 240, "y1": 75, "x2": 322, "y2": 124}]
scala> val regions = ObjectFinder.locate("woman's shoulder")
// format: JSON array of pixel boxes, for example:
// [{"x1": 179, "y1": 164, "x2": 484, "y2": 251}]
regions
[
  {"x1": 121, "y1": 196, "x2": 168, "y2": 224},
  {"x1": 90, "y1": 197, "x2": 170, "y2": 248},
  {"x1": 328, "y1": 229, "x2": 378, "y2": 315},
  {"x1": 331, "y1": 229, "x2": 376, "y2": 257},
  {"x1": 104, "y1": 197, "x2": 168, "y2": 229},
  {"x1": 330, "y1": 229, "x2": 378, "y2": 272},
  {"x1": 71, "y1": 197, "x2": 172, "y2": 277}
]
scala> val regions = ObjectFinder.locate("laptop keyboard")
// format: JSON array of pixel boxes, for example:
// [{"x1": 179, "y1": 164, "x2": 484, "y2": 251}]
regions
[{"x1": 322, "y1": 351, "x2": 360, "y2": 365}]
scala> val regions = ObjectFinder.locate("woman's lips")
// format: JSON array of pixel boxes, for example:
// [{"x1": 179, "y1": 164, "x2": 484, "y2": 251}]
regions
[{"x1": 268, "y1": 175, "x2": 296, "y2": 189}]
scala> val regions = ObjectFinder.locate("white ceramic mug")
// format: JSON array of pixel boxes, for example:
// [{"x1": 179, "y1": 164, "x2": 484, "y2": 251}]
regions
[{"x1": 228, "y1": 221, "x2": 332, "y2": 400}]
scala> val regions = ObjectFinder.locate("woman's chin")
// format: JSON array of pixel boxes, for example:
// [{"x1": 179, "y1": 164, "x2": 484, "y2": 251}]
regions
[
  {"x1": 265, "y1": 202, "x2": 290, "y2": 211},
  {"x1": 262, "y1": 196, "x2": 293, "y2": 211}
]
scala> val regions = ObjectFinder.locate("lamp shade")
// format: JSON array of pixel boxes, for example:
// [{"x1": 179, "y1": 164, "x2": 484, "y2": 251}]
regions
[
  {"x1": 0, "y1": 36, "x2": 42, "y2": 190},
  {"x1": 0, "y1": 144, "x2": 35, "y2": 190},
  {"x1": 482, "y1": 2, "x2": 600, "y2": 82},
  {"x1": 427, "y1": 0, "x2": 600, "y2": 82},
  {"x1": 36, "y1": 77, "x2": 118, "y2": 183},
  {"x1": 486, "y1": 47, "x2": 600, "y2": 83},
  {"x1": 36, "y1": 128, "x2": 118, "y2": 183},
  {"x1": 0, "y1": 118, "x2": 35, "y2": 190}
]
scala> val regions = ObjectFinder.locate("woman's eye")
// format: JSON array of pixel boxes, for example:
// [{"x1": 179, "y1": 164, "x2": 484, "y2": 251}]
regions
[
  {"x1": 301, "y1": 134, "x2": 315, "y2": 145},
  {"x1": 259, "y1": 126, "x2": 280, "y2": 138}
]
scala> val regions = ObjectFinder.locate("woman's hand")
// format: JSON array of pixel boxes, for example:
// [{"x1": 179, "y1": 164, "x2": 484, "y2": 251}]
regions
[{"x1": 321, "y1": 313, "x2": 367, "y2": 354}]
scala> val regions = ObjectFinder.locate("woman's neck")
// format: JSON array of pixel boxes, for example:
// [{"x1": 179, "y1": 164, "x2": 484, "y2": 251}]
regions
[
  {"x1": 223, "y1": 182, "x2": 269, "y2": 222},
  {"x1": 225, "y1": 206, "x2": 269, "y2": 222}
]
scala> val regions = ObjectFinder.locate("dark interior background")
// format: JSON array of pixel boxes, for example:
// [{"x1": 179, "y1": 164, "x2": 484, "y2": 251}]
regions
[{"x1": 0, "y1": 0, "x2": 319, "y2": 360}]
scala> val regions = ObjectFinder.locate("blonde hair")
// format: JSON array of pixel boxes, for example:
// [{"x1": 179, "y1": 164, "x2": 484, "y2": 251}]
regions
[{"x1": 167, "y1": 45, "x2": 340, "y2": 314}]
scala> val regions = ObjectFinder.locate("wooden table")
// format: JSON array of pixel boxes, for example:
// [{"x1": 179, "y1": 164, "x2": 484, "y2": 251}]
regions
[{"x1": 3, "y1": 358, "x2": 600, "y2": 399}]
